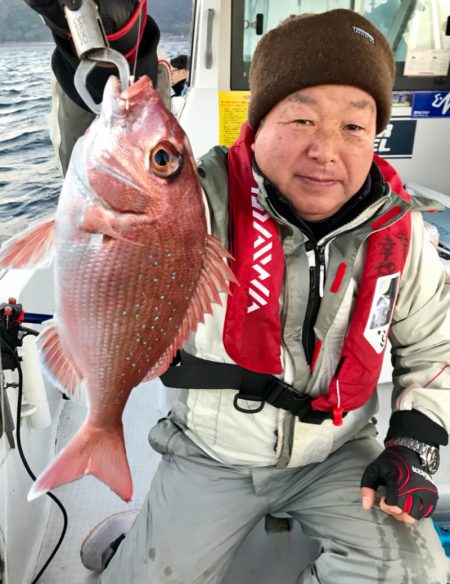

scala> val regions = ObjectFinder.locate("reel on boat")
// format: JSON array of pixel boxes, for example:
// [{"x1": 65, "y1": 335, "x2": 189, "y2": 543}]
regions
[
  {"x1": 0, "y1": 298, "x2": 52, "y2": 432},
  {"x1": 0, "y1": 297, "x2": 25, "y2": 371}
]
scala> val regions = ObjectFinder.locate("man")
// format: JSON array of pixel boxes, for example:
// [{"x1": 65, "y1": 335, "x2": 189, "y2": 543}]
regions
[
  {"x1": 23, "y1": 2, "x2": 450, "y2": 582},
  {"x1": 170, "y1": 54, "x2": 189, "y2": 96},
  {"x1": 30, "y1": 0, "x2": 171, "y2": 174}
]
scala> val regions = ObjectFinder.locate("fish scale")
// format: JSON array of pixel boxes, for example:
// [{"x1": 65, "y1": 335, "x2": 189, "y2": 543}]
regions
[{"x1": 0, "y1": 74, "x2": 236, "y2": 501}]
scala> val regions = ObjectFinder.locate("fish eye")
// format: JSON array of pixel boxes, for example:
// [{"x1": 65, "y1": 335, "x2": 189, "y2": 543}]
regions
[{"x1": 150, "y1": 141, "x2": 182, "y2": 178}]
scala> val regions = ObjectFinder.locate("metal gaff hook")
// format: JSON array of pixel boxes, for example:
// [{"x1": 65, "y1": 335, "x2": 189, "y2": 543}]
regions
[
  {"x1": 61, "y1": 0, "x2": 130, "y2": 113},
  {"x1": 74, "y1": 49, "x2": 130, "y2": 114}
]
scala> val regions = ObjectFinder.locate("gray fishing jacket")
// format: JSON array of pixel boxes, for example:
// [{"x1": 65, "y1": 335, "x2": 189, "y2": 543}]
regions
[{"x1": 169, "y1": 146, "x2": 450, "y2": 468}]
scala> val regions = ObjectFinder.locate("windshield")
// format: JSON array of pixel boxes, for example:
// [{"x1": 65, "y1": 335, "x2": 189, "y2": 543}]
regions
[{"x1": 231, "y1": 0, "x2": 450, "y2": 90}]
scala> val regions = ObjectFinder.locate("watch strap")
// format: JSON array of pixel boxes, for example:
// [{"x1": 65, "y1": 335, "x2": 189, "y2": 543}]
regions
[{"x1": 385, "y1": 436, "x2": 428, "y2": 453}]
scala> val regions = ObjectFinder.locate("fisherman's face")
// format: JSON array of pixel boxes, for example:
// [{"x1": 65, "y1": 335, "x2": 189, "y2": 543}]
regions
[
  {"x1": 252, "y1": 85, "x2": 377, "y2": 222},
  {"x1": 171, "y1": 67, "x2": 187, "y2": 85}
]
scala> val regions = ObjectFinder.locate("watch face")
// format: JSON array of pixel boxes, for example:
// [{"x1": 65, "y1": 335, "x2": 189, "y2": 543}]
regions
[{"x1": 426, "y1": 448, "x2": 440, "y2": 474}]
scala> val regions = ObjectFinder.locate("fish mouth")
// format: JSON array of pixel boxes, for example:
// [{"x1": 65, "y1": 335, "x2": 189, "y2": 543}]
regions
[
  {"x1": 102, "y1": 76, "x2": 152, "y2": 116},
  {"x1": 120, "y1": 76, "x2": 154, "y2": 100}
]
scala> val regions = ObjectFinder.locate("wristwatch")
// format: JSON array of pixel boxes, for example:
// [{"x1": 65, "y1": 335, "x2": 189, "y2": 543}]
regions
[{"x1": 385, "y1": 437, "x2": 440, "y2": 474}]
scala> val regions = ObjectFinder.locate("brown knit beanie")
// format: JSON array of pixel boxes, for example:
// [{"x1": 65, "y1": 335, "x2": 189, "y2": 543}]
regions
[{"x1": 248, "y1": 10, "x2": 395, "y2": 133}]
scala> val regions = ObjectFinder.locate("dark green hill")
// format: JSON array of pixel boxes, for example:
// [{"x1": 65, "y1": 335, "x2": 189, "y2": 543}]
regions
[
  {"x1": 152, "y1": 0, "x2": 193, "y2": 36},
  {"x1": 0, "y1": 0, "x2": 52, "y2": 43},
  {"x1": 0, "y1": 0, "x2": 193, "y2": 43}
]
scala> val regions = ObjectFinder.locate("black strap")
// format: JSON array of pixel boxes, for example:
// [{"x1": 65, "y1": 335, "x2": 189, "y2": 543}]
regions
[
  {"x1": 104, "y1": 0, "x2": 147, "y2": 60},
  {"x1": 160, "y1": 351, "x2": 333, "y2": 424}
]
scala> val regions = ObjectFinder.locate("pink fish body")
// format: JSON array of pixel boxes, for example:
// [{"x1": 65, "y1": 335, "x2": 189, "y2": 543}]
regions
[{"x1": 0, "y1": 75, "x2": 235, "y2": 501}]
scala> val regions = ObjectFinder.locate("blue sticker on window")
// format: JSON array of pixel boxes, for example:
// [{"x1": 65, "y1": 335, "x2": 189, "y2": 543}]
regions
[{"x1": 412, "y1": 92, "x2": 450, "y2": 118}]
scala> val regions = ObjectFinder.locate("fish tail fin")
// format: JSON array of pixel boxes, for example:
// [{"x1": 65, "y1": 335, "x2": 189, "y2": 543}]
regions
[{"x1": 28, "y1": 420, "x2": 132, "y2": 502}]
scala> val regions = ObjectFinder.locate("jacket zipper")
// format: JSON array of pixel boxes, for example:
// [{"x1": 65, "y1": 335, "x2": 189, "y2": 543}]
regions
[{"x1": 303, "y1": 241, "x2": 325, "y2": 364}]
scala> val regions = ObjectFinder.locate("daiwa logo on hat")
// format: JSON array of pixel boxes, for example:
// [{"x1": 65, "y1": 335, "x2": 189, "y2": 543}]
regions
[{"x1": 352, "y1": 25, "x2": 375, "y2": 44}]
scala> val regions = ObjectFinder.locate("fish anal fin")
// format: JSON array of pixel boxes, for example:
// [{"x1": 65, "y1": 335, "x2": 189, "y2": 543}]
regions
[
  {"x1": 0, "y1": 218, "x2": 55, "y2": 269},
  {"x1": 145, "y1": 235, "x2": 237, "y2": 381},
  {"x1": 28, "y1": 420, "x2": 132, "y2": 502},
  {"x1": 38, "y1": 321, "x2": 85, "y2": 401}
]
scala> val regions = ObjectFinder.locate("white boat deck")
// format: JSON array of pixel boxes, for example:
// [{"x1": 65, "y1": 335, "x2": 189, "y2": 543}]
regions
[
  {"x1": 33, "y1": 379, "x2": 318, "y2": 584},
  {"x1": 32, "y1": 381, "x2": 450, "y2": 583},
  {"x1": 33, "y1": 380, "x2": 174, "y2": 584}
]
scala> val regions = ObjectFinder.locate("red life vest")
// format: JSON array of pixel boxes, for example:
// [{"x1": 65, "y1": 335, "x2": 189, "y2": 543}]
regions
[{"x1": 223, "y1": 123, "x2": 412, "y2": 425}]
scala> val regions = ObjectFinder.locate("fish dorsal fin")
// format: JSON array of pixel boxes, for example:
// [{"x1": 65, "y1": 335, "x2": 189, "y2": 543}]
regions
[
  {"x1": 38, "y1": 321, "x2": 86, "y2": 402},
  {"x1": 143, "y1": 234, "x2": 237, "y2": 381},
  {"x1": 0, "y1": 217, "x2": 55, "y2": 269}
]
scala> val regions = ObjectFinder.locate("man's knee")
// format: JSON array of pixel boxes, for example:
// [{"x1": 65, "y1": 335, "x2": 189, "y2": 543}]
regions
[
  {"x1": 297, "y1": 518, "x2": 449, "y2": 584},
  {"x1": 403, "y1": 523, "x2": 449, "y2": 584}
]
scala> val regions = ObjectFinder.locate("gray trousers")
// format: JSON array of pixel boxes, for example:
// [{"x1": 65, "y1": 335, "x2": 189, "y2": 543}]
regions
[{"x1": 101, "y1": 419, "x2": 448, "y2": 584}]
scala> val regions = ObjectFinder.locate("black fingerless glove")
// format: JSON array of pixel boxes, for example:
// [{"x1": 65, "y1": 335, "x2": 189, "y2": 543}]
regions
[
  {"x1": 361, "y1": 445, "x2": 438, "y2": 519},
  {"x1": 22, "y1": 0, "x2": 159, "y2": 110},
  {"x1": 361, "y1": 409, "x2": 448, "y2": 520}
]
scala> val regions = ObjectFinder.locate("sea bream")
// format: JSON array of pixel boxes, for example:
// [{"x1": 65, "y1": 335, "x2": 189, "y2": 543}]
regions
[{"x1": 0, "y1": 74, "x2": 236, "y2": 501}]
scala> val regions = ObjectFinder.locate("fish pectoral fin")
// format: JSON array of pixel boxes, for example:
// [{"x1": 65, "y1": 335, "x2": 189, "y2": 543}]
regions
[
  {"x1": 0, "y1": 217, "x2": 55, "y2": 269},
  {"x1": 38, "y1": 321, "x2": 86, "y2": 402},
  {"x1": 28, "y1": 419, "x2": 133, "y2": 502},
  {"x1": 80, "y1": 206, "x2": 145, "y2": 247}
]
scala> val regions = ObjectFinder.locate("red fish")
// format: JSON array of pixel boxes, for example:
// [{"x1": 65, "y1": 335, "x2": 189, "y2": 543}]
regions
[{"x1": 0, "y1": 75, "x2": 235, "y2": 501}]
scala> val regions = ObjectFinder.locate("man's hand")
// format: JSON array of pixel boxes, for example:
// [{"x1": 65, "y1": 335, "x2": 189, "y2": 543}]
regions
[
  {"x1": 360, "y1": 445, "x2": 438, "y2": 524},
  {"x1": 21, "y1": 0, "x2": 160, "y2": 117},
  {"x1": 22, "y1": 1, "x2": 143, "y2": 38}
]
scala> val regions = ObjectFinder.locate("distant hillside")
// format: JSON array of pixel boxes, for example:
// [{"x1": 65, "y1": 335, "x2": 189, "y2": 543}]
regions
[
  {"x1": 0, "y1": 0, "x2": 193, "y2": 44},
  {"x1": 0, "y1": 0, "x2": 52, "y2": 43},
  {"x1": 152, "y1": 0, "x2": 193, "y2": 37}
]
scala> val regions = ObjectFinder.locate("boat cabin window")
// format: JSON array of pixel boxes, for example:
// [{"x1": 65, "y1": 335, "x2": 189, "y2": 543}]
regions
[{"x1": 231, "y1": 0, "x2": 450, "y2": 91}]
